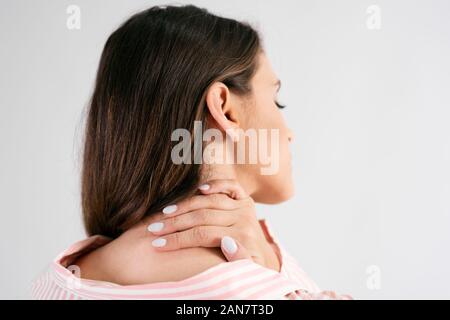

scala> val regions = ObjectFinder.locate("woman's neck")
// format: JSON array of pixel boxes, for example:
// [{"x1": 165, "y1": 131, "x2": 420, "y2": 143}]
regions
[{"x1": 199, "y1": 138, "x2": 258, "y2": 197}]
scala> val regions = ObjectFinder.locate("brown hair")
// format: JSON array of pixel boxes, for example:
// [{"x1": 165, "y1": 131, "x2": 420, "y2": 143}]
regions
[{"x1": 81, "y1": 4, "x2": 261, "y2": 237}]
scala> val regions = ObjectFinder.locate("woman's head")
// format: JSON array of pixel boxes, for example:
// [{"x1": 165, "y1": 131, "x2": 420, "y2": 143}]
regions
[
  {"x1": 82, "y1": 4, "x2": 293, "y2": 237},
  {"x1": 202, "y1": 52, "x2": 294, "y2": 203}
]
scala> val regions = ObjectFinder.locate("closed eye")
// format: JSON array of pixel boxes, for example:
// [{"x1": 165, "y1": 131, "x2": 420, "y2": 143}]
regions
[{"x1": 275, "y1": 101, "x2": 286, "y2": 109}]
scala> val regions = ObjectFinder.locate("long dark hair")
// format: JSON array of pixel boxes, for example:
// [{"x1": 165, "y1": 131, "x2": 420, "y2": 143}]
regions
[{"x1": 81, "y1": 4, "x2": 261, "y2": 237}]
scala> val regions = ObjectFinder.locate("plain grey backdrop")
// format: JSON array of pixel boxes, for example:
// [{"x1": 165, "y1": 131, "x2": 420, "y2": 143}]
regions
[{"x1": 1, "y1": 0, "x2": 449, "y2": 299}]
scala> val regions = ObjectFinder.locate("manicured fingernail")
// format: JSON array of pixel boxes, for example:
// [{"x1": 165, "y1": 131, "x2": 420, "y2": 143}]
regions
[
  {"x1": 162, "y1": 204, "x2": 177, "y2": 215},
  {"x1": 198, "y1": 184, "x2": 210, "y2": 191},
  {"x1": 221, "y1": 236, "x2": 237, "y2": 254},
  {"x1": 152, "y1": 238, "x2": 167, "y2": 247},
  {"x1": 147, "y1": 222, "x2": 164, "y2": 233}
]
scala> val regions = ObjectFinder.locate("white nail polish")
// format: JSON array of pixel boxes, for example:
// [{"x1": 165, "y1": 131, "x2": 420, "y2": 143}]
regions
[
  {"x1": 162, "y1": 204, "x2": 177, "y2": 215},
  {"x1": 152, "y1": 238, "x2": 167, "y2": 247},
  {"x1": 147, "y1": 222, "x2": 164, "y2": 232},
  {"x1": 222, "y1": 236, "x2": 237, "y2": 254},
  {"x1": 198, "y1": 184, "x2": 210, "y2": 191}
]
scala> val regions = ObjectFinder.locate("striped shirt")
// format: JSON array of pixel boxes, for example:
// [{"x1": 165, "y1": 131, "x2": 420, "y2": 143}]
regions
[{"x1": 30, "y1": 218, "x2": 353, "y2": 300}]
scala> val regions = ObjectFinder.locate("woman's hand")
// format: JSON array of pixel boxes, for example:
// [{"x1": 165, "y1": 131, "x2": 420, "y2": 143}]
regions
[{"x1": 146, "y1": 179, "x2": 281, "y2": 272}]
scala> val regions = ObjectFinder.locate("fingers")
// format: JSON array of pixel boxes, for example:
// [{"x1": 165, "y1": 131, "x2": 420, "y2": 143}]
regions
[
  {"x1": 147, "y1": 209, "x2": 236, "y2": 236},
  {"x1": 156, "y1": 193, "x2": 239, "y2": 220},
  {"x1": 198, "y1": 179, "x2": 248, "y2": 200},
  {"x1": 150, "y1": 226, "x2": 233, "y2": 251},
  {"x1": 221, "y1": 236, "x2": 253, "y2": 262},
  {"x1": 146, "y1": 178, "x2": 253, "y2": 254},
  {"x1": 151, "y1": 179, "x2": 248, "y2": 221}
]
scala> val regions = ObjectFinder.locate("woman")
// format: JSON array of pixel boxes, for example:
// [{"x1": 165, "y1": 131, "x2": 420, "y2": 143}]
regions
[{"x1": 31, "y1": 4, "x2": 352, "y2": 300}]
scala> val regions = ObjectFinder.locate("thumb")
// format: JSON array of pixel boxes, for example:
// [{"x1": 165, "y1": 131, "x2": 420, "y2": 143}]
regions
[{"x1": 220, "y1": 236, "x2": 252, "y2": 262}]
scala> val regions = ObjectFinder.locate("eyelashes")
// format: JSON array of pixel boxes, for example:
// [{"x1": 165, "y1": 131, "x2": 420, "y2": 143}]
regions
[{"x1": 275, "y1": 101, "x2": 286, "y2": 109}]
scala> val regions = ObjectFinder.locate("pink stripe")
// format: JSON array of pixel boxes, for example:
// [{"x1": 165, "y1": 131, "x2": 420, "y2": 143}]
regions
[
  {"x1": 71, "y1": 265, "x2": 269, "y2": 299},
  {"x1": 31, "y1": 218, "x2": 333, "y2": 300},
  {"x1": 287, "y1": 270, "x2": 308, "y2": 289},
  {"x1": 33, "y1": 276, "x2": 45, "y2": 300},
  {"x1": 50, "y1": 273, "x2": 112, "y2": 300},
  {"x1": 55, "y1": 288, "x2": 63, "y2": 300},
  {"x1": 246, "y1": 279, "x2": 294, "y2": 300},
  {"x1": 31, "y1": 281, "x2": 42, "y2": 299},
  {"x1": 53, "y1": 286, "x2": 63, "y2": 300},
  {"x1": 45, "y1": 278, "x2": 59, "y2": 300},
  {"x1": 40, "y1": 283, "x2": 51, "y2": 300},
  {"x1": 291, "y1": 266, "x2": 320, "y2": 292},
  {"x1": 50, "y1": 253, "x2": 305, "y2": 299},
  {"x1": 52, "y1": 258, "x2": 254, "y2": 290},
  {"x1": 46, "y1": 284, "x2": 58, "y2": 300},
  {"x1": 35, "y1": 280, "x2": 47, "y2": 300},
  {"x1": 57, "y1": 287, "x2": 66, "y2": 300},
  {"x1": 207, "y1": 273, "x2": 286, "y2": 300},
  {"x1": 51, "y1": 286, "x2": 61, "y2": 300},
  {"x1": 283, "y1": 255, "x2": 319, "y2": 290},
  {"x1": 39, "y1": 274, "x2": 51, "y2": 300},
  {"x1": 284, "y1": 263, "x2": 309, "y2": 286},
  {"x1": 30, "y1": 281, "x2": 38, "y2": 299},
  {"x1": 44, "y1": 285, "x2": 55, "y2": 300}
]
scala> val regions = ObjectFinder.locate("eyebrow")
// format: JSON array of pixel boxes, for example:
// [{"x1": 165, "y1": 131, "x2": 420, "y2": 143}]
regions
[{"x1": 274, "y1": 79, "x2": 281, "y2": 92}]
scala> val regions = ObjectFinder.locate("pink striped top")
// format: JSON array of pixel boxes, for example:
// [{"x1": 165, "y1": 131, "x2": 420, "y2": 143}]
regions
[{"x1": 31, "y1": 218, "x2": 353, "y2": 300}]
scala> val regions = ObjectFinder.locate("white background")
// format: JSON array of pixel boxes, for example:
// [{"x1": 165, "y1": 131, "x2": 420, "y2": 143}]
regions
[{"x1": 1, "y1": 0, "x2": 449, "y2": 299}]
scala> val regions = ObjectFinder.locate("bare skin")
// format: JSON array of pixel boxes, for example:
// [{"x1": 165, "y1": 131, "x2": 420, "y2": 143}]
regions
[
  {"x1": 74, "y1": 222, "x2": 228, "y2": 285},
  {"x1": 74, "y1": 212, "x2": 280, "y2": 285},
  {"x1": 73, "y1": 52, "x2": 292, "y2": 285}
]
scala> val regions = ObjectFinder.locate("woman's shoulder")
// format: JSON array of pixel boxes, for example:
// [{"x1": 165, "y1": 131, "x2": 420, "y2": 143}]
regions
[{"x1": 72, "y1": 223, "x2": 228, "y2": 286}]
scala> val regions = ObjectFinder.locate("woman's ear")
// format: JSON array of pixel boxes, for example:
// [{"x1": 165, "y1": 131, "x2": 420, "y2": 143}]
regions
[{"x1": 205, "y1": 82, "x2": 240, "y2": 141}]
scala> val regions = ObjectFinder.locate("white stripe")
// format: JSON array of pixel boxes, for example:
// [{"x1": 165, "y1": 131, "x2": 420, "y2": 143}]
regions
[
  {"x1": 254, "y1": 281, "x2": 300, "y2": 300},
  {"x1": 283, "y1": 256, "x2": 317, "y2": 288},
  {"x1": 52, "y1": 261, "x2": 263, "y2": 296},
  {"x1": 39, "y1": 272, "x2": 52, "y2": 300},
  {"x1": 32, "y1": 276, "x2": 44, "y2": 299},
  {"x1": 46, "y1": 273, "x2": 58, "y2": 300},
  {"x1": 34, "y1": 278, "x2": 47, "y2": 300},
  {"x1": 233, "y1": 277, "x2": 297, "y2": 300},
  {"x1": 30, "y1": 281, "x2": 38, "y2": 299},
  {"x1": 100, "y1": 268, "x2": 281, "y2": 300},
  {"x1": 57, "y1": 287, "x2": 66, "y2": 300},
  {"x1": 54, "y1": 287, "x2": 65, "y2": 300},
  {"x1": 49, "y1": 268, "x2": 103, "y2": 300},
  {"x1": 48, "y1": 286, "x2": 59, "y2": 300},
  {"x1": 285, "y1": 260, "x2": 320, "y2": 292},
  {"x1": 284, "y1": 263, "x2": 309, "y2": 286},
  {"x1": 47, "y1": 277, "x2": 61, "y2": 300},
  {"x1": 38, "y1": 273, "x2": 48, "y2": 300}
]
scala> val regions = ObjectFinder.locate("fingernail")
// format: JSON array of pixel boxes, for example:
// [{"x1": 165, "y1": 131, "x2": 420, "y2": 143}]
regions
[
  {"x1": 198, "y1": 184, "x2": 210, "y2": 191},
  {"x1": 152, "y1": 238, "x2": 167, "y2": 247},
  {"x1": 162, "y1": 204, "x2": 177, "y2": 215},
  {"x1": 147, "y1": 222, "x2": 164, "y2": 233},
  {"x1": 221, "y1": 236, "x2": 237, "y2": 254}
]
